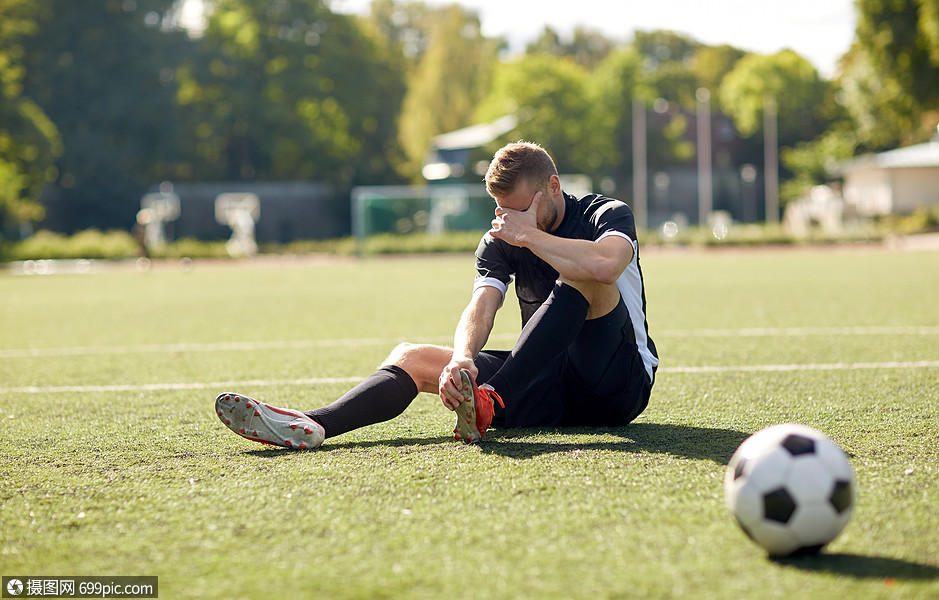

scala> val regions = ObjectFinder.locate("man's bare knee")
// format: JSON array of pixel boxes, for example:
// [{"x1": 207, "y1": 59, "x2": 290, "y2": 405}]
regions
[
  {"x1": 558, "y1": 278, "x2": 621, "y2": 319},
  {"x1": 383, "y1": 343, "x2": 452, "y2": 392},
  {"x1": 384, "y1": 342, "x2": 417, "y2": 366}
]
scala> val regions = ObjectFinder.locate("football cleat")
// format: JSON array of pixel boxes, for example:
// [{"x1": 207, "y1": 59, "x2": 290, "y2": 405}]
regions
[
  {"x1": 453, "y1": 369, "x2": 504, "y2": 444},
  {"x1": 215, "y1": 392, "x2": 324, "y2": 450}
]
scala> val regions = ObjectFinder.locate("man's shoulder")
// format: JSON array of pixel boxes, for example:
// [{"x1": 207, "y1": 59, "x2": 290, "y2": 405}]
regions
[
  {"x1": 563, "y1": 193, "x2": 635, "y2": 236},
  {"x1": 574, "y1": 193, "x2": 630, "y2": 215}
]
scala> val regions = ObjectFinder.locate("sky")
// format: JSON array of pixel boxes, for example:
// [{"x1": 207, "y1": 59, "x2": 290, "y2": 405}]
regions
[{"x1": 331, "y1": 0, "x2": 858, "y2": 78}]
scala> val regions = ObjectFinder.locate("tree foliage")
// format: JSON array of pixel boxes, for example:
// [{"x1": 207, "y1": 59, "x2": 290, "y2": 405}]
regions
[
  {"x1": 692, "y1": 44, "x2": 746, "y2": 108},
  {"x1": 175, "y1": 0, "x2": 404, "y2": 186},
  {"x1": 856, "y1": 0, "x2": 939, "y2": 107},
  {"x1": 843, "y1": 0, "x2": 939, "y2": 147},
  {"x1": 5, "y1": 0, "x2": 939, "y2": 239},
  {"x1": 391, "y1": 3, "x2": 500, "y2": 179},
  {"x1": 20, "y1": 0, "x2": 186, "y2": 232},
  {"x1": 588, "y1": 49, "x2": 643, "y2": 182},
  {"x1": 0, "y1": 0, "x2": 60, "y2": 239},
  {"x1": 720, "y1": 50, "x2": 834, "y2": 148},
  {"x1": 475, "y1": 54, "x2": 603, "y2": 177},
  {"x1": 526, "y1": 25, "x2": 617, "y2": 70}
]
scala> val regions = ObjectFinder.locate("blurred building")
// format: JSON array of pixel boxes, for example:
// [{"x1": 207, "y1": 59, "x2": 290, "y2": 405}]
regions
[
  {"x1": 421, "y1": 115, "x2": 519, "y2": 182},
  {"x1": 835, "y1": 137, "x2": 939, "y2": 217}
]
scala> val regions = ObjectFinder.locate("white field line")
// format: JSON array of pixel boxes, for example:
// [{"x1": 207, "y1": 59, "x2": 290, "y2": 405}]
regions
[
  {"x1": 2, "y1": 326, "x2": 938, "y2": 359},
  {"x1": 660, "y1": 360, "x2": 939, "y2": 374},
  {"x1": 1, "y1": 361, "x2": 937, "y2": 395},
  {"x1": 658, "y1": 326, "x2": 939, "y2": 337},
  {"x1": 0, "y1": 377, "x2": 364, "y2": 395}
]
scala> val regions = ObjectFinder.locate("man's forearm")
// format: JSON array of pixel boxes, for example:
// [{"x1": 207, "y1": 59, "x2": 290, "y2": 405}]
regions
[
  {"x1": 521, "y1": 229, "x2": 633, "y2": 285},
  {"x1": 452, "y1": 288, "x2": 500, "y2": 360}
]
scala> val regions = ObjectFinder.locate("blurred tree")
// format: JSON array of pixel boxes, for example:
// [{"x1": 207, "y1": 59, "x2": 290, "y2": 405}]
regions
[
  {"x1": 841, "y1": 0, "x2": 939, "y2": 148},
  {"x1": 175, "y1": 0, "x2": 405, "y2": 187},
  {"x1": 474, "y1": 53, "x2": 602, "y2": 178},
  {"x1": 363, "y1": 0, "x2": 438, "y2": 66},
  {"x1": 692, "y1": 44, "x2": 746, "y2": 109},
  {"x1": 720, "y1": 50, "x2": 841, "y2": 203},
  {"x1": 780, "y1": 128, "x2": 857, "y2": 202},
  {"x1": 836, "y1": 47, "x2": 918, "y2": 150},
  {"x1": 588, "y1": 48, "x2": 643, "y2": 187},
  {"x1": 388, "y1": 3, "x2": 501, "y2": 180},
  {"x1": 857, "y1": 0, "x2": 939, "y2": 108},
  {"x1": 632, "y1": 32, "x2": 704, "y2": 167},
  {"x1": 633, "y1": 30, "x2": 699, "y2": 71},
  {"x1": 21, "y1": 0, "x2": 188, "y2": 233},
  {"x1": 720, "y1": 50, "x2": 833, "y2": 149},
  {"x1": 0, "y1": 0, "x2": 61, "y2": 241},
  {"x1": 526, "y1": 25, "x2": 617, "y2": 69}
]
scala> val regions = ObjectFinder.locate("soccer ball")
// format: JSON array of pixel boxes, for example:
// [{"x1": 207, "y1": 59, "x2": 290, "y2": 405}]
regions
[{"x1": 724, "y1": 423, "x2": 855, "y2": 557}]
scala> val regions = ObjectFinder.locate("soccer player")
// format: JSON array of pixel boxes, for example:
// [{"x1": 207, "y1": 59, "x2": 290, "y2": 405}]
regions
[{"x1": 215, "y1": 141, "x2": 658, "y2": 449}]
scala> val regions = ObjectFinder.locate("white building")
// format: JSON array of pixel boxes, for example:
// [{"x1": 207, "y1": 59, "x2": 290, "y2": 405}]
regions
[{"x1": 836, "y1": 137, "x2": 939, "y2": 217}]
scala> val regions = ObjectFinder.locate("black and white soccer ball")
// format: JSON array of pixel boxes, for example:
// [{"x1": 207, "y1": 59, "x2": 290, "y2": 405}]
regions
[{"x1": 724, "y1": 423, "x2": 855, "y2": 557}]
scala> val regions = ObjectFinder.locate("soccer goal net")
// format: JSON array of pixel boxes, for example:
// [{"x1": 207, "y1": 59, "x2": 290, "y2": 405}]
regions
[{"x1": 351, "y1": 184, "x2": 495, "y2": 241}]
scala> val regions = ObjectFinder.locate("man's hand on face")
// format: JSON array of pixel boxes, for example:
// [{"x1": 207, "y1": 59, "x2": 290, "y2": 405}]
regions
[{"x1": 490, "y1": 190, "x2": 543, "y2": 247}]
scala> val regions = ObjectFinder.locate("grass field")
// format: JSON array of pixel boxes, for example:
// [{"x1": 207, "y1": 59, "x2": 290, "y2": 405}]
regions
[{"x1": 1, "y1": 246, "x2": 937, "y2": 599}]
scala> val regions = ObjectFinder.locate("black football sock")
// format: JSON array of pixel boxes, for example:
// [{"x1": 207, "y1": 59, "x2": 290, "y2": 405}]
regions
[
  {"x1": 304, "y1": 365, "x2": 418, "y2": 438},
  {"x1": 485, "y1": 282, "x2": 589, "y2": 400}
]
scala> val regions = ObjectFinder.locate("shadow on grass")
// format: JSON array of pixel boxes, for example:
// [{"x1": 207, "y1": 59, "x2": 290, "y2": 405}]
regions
[
  {"x1": 242, "y1": 422, "x2": 749, "y2": 463},
  {"x1": 773, "y1": 553, "x2": 939, "y2": 581},
  {"x1": 481, "y1": 421, "x2": 750, "y2": 463},
  {"x1": 244, "y1": 435, "x2": 452, "y2": 457}
]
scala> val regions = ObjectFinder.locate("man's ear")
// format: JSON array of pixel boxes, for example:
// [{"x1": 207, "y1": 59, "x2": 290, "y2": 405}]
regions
[{"x1": 549, "y1": 174, "x2": 561, "y2": 197}]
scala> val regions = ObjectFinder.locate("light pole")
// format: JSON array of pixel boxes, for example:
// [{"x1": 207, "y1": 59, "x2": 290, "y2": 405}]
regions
[{"x1": 764, "y1": 94, "x2": 779, "y2": 224}]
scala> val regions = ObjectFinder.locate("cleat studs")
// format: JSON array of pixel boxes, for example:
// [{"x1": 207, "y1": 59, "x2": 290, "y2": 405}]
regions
[
  {"x1": 239, "y1": 428, "x2": 245, "y2": 434},
  {"x1": 254, "y1": 410, "x2": 260, "y2": 416},
  {"x1": 289, "y1": 423, "x2": 298, "y2": 430},
  {"x1": 298, "y1": 443, "x2": 307, "y2": 450},
  {"x1": 303, "y1": 426, "x2": 313, "y2": 434},
  {"x1": 234, "y1": 396, "x2": 240, "y2": 402},
  {"x1": 217, "y1": 410, "x2": 223, "y2": 416},
  {"x1": 252, "y1": 431, "x2": 258, "y2": 437},
  {"x1": 224, "y1": 419, "x2": 231, "y2": 425},
  {"x1": 285, "y1": 440, "x2": 293, "y2": 447},
  {"x1": 245, "y1": 401, "x2": 253, "y2": 408}
]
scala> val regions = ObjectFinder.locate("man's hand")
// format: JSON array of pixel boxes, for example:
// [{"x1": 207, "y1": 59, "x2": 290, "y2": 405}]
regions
[
  {"x1": 438, "y1": 357, "x2": 477, "y2": 411},
  {"x1": 490, "y1": 190, "x2": 543, "y2": 247}
]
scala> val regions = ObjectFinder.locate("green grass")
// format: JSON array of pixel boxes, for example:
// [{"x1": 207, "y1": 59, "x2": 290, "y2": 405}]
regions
[{"x1": 1, "y1": 248, "x2": 937, "y2": 599}]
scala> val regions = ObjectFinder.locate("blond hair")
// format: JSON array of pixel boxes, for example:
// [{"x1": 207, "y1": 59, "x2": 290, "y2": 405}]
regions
[{"x1": 484, "y1": 141, "x2": 558, "y2": 198}]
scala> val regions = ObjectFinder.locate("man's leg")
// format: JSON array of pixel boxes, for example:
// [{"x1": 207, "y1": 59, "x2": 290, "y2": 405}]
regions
[
  {"x1": 562, "y1": 297, "x2": 651, "y2": 426},
  {"x1": 217, "y1": 343, "x2": 452, "y2": 449},
  {"x1": 483, "y1": 279, "x2": 620, "y2": 402},
  {"x1": 305, "y1": 343, "x2": 452, "y2": 438}
]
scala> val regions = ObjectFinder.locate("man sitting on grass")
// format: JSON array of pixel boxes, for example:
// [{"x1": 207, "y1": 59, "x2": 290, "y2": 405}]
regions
[{"x1": 215, "y1": 141, "x2": 658, "y2": 449}]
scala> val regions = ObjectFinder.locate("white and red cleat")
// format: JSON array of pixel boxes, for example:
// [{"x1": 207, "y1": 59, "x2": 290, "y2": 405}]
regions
[
  {"x1": 215, "y1": 392, "x2": 324, "y2": 450},
  {"x1": 453, "y1": 369, "x2": 504, "y2": 444}
]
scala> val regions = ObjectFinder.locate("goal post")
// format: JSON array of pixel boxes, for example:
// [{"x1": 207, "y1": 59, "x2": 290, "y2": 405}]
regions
[
  {"x1": 351, "y1": 183, "x2": 494, "y2": 245},
  {"x1": 350, "y1": 176, "x2": 594, "y2": 253}
]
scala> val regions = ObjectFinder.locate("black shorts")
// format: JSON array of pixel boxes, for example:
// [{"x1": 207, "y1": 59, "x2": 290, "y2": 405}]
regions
[{"x1": 474, "y1": 298, "x2": 653, "y2": 429}]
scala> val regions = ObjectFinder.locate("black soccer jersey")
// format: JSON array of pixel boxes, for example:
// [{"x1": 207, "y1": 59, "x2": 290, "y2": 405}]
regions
[{"x1": 474, "y1": 191, "x2": 659, "y2": 384}]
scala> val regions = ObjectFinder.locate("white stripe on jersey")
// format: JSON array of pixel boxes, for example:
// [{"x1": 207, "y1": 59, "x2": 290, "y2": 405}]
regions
[
  {"x1": 473, "y1": 275, "x2": 509, "y2": 297},
  {"x1": 597, "y1": 231, "x2": 658, "y2": 384}
]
